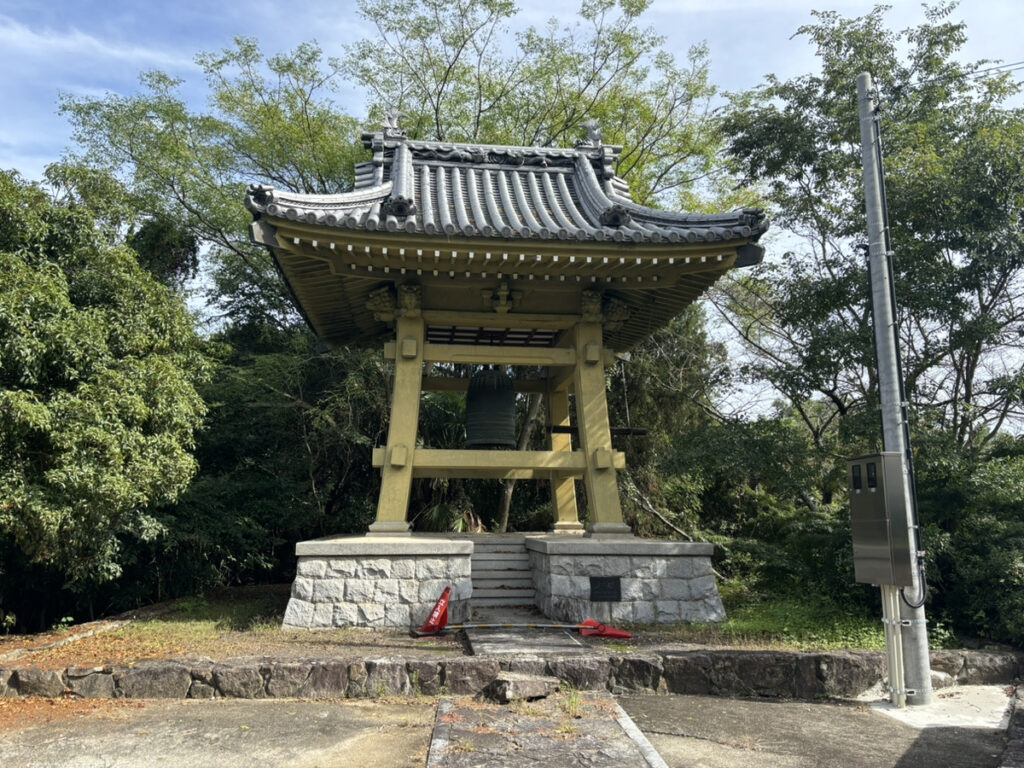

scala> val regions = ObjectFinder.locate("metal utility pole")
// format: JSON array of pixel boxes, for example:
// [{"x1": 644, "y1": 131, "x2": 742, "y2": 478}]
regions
[{"x1": 857, "y1": 72, "x2": 933, "y2": 707}]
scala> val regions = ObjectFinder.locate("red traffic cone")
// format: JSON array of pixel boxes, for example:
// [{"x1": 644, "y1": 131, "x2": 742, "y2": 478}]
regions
[
  {"x1": 578, "y1": 618, "x2": 632, "y2": 639},
  {"x1": 419, "y1": 585, "x2": 451, "y2": 635}
]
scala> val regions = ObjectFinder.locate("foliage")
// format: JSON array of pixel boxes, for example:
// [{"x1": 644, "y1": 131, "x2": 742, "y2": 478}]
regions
[
  {"x1": 127, "y1": 215, "x2": 199, "y2": 287},
  {"x1": 60, "y1": 41, "x2": 364, "y2": 326},
  {"x1": 920, "y1": 439, "x2": 1024, "y2": 645},
  {"x1": 712, "y1": 3, "x2": 1024, "y2": 645},
  {"x1": 652, "y1": 597, "x2": 888, "y2": 651},
  {"x1": 718, "y1": 4, "x2": 1024, "y2": 450},
  {"x1": 115, "y1": 330, "x2": 391, "y2": 604},
  {"x1": 345, "y1": 0, "x2": 726, "y2": 206},
  {"x1": 0, "y1": 171, "x2": 209, "y2": 593}
]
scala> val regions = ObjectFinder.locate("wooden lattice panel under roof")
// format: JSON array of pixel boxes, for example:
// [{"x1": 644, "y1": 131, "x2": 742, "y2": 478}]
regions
[{"x1": 246, "y1": 124, "x2": 767, "y2": 351}]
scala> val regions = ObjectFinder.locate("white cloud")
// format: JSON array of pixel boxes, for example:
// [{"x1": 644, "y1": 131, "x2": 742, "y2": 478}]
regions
[{"x1": 0, "y1": 15, "x2": 197, "y2": 70}]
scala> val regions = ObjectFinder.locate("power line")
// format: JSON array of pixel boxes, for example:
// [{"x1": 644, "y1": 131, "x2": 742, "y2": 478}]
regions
[{"x1": 895, "y1": 59, "x2": 1024, "y2": 92}]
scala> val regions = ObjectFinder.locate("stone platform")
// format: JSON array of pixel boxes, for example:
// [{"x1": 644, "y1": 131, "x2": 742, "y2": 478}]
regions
[
  {"x1": 283, "y1": 535, "x2": 473, "y2": 629},
  {"x1": 283, "y1": 532, "x2": 724, "y2": 630},
  {"x1": 526, "y1": 536, "x2": 725, "y2": 625}
]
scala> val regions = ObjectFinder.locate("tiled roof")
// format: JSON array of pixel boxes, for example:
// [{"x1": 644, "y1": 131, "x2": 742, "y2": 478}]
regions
[{"x1": 246, "y1": 127, "x2": 767, "y2": 246}]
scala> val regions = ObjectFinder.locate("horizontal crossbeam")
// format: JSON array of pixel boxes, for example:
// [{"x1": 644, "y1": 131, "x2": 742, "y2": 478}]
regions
[
  {"x1": 370, "y1": 447, "x2": 624, "y2": 479},
  {"x1": 384, "y1": 342, "x2": 576, "y2": 367}
]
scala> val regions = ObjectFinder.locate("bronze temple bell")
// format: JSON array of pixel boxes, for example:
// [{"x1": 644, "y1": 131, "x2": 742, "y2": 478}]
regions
[{"x1": 465, "y1": 367, "x2": 516, "y2": 449}]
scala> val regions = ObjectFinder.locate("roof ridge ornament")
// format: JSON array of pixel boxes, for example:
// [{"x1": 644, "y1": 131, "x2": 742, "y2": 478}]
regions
[
  {"x1": 383, "y1": 108, "x2": 408, "y2": 140},
  {"x1": 247, "y1": 183, "x2": 275, "y2": 208},
  {"x1": 580, "y1": 119, "x2": 603, "y2": 148},
  {"x1": 599, "y1": 203, "x2": 631, "y2": 228}
]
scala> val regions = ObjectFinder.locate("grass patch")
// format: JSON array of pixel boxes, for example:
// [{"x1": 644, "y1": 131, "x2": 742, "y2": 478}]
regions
[
  {"x1": 24, "y1": 585, "x2": 462, "y2": 667},
  {"x1": 164, "y1": 588, "x2": 288, "y2": 631},
  {"x1": 647, "y1": 597, "x2": 889, "y2": 651},
  {"x1": 558, "y1": 685, "x2": 584, "y2": 719},
  {"x1": 52, "y1": 588, "x2": 295, "y2": 659}
]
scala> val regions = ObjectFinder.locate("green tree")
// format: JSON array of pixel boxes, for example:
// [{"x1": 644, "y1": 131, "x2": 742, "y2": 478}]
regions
[
  {"x1": 345, "y1": 0, "x2": 725, "y2": 206},
  {"x1": 117, "y1": 329, "x2": 390, "y2": 603},
  {"x1": 719, "y1": 4, "x2": 1024, "y2": 454},
  {"x1": 60, "y1": 42, "x2": 364, "y2": 326},
  {"x1": 0, "y1": 171, "x2": 209, "y2": 591},
  {"x1": 714, "y1": 4, "x2": 1024, "y2": 640},
  {"x1": 127, "y1": 215, "x2": 200, "y2": 287}
]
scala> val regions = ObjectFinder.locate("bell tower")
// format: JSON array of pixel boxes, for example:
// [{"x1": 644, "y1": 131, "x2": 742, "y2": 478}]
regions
[{"x1": 246, "y1": 120, "x2": 766, "y2": 628}]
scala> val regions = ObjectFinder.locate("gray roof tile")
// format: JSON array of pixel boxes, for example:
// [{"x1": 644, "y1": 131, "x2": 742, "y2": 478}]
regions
[{"x1": 246, "y1": 128, "x2": 767, "y2": 245}]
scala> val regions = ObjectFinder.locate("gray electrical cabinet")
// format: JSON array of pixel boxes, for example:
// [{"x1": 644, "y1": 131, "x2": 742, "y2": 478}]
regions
[{"x1": 847, "y1": 453, "x2": 914, "y2": 586}]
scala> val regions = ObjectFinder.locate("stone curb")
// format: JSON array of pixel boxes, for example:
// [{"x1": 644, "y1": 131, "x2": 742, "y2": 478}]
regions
[
  {"x1": 614, "y1": 702, "x2": 671, "y2": 768},
  {"x1": 999, "y1": 687, "x2": 1024, "y2": 768},
  {"x1": 1, "y1": 648, "x2": 1020, "y2": 702}
]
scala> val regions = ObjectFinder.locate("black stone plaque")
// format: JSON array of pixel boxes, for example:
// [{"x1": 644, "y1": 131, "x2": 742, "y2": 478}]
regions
[{"x1": 589, "y1": 576, "x2": 622, "y2": 602}]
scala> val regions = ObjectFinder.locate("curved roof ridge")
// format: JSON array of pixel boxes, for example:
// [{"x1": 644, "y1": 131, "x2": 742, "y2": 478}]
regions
[
  {"x1": 247, "y1": 182, "x2": 393, "y2": 211},
  {"x1": 363, "y1": 129, "x2": 616, "y2": 161},
  {"x1": 603, "y1": 183, "x2": 766, "y2": 234}
]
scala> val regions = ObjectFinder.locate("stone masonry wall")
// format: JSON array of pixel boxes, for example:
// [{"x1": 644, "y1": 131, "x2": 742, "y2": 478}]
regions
[
  {"x1": 530, "y1": 549, "x2": 726, "y2": 625},
  {"x1": 4, "y1": 649, "x2": 1019, "y2": 701},
  {"x1": 283, "y1": 554, "x2": 471, "y2": 629}
]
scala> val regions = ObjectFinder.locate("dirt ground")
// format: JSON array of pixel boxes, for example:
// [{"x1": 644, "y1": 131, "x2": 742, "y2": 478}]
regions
[
  {"x1": 5, "y1": 625, "x2": 464, "y2": 670},
  {"x1": 0, "y1": 696, "x2": 147, "y2": 730}
]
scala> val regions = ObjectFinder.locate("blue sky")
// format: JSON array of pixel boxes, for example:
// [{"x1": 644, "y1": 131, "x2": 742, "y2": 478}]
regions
[{"x1": 1, "y1": 0, "x2": 1021, "y2": 181}]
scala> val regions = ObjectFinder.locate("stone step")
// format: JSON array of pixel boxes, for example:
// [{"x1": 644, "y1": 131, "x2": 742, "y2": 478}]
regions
[
  {"x1": 472, "y1": 550, "x2": 529, "y2": 560},
  {"x1": 472, "y1": 565, "x2": 531, "y2": 576},
  {"x1": 473, "y1": 556, "x2": 529, "y2": 564},
  {"x1": 471, "y1": 569, "x2": 532, "y2": 581},
  {"x1": 472, "y1": 545, "x2": 530, "y2": 554},
  {"x1": 472, "y1": 562, "x2": 531, "y2": 572},
  {"x1": 473, "y1": 588, "x2": 536, "y2": 600},
  {"x1": 471, "y1": 596, "x2": 539, "y2": 607},
  {"x1": 468, "y1": 540, "x2": 524, "y2": 548},
  {"x1": 472, "y1": 576, "x2": 534, "y2": 589},
  {"x1": 464, "y1": 536, "x2": 526, "y2": 546},
  {"x1": 472, "y1": 567, "x2": 531, "y2": 576}
]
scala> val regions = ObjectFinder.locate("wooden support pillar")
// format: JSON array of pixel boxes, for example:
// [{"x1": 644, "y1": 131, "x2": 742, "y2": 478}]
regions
[
  {"x1": 573, "y1": 321, "x2": 631, "y2": 535},
  {"x1": 369, "y1": 309, "x2": 425, "y2": 534},
  {"x1": 547, "y1": 385, "x2": 583, "y2": 532}
]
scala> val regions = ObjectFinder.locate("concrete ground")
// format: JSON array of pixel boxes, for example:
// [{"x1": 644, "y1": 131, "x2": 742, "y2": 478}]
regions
[
  {"x1": 619, "y1": 690, "x2": 1009, "y2": 768},
  {"x1": 0, "y1": 687, "x2": 1011, "y2": 767},
  {"x1": 0, "y1": 699, "x2": 436, "y2": 768}
]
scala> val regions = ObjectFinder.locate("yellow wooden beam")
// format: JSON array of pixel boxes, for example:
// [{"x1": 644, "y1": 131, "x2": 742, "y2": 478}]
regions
[
  {"x1": 572, "y1": 321, "x2": 630, "y2": 533},
  {"x1": 411, "y1": 468, "x2": 572, "y2": 480},
  {"x1": 384, "y1": 342, "x2": 576, "y2": 367},
  {"x1": 547, "y1": 386, "x2": 582, "y2": 532},
  {"x1": 421, "y1": 310, "x2": 580, "y2": 330},
  {"x1": 369, "y1": 313, "x2": 424, "y2": 533},
  {"x1": 371, "y1": 447, "x2": 624, "y2": 478}
]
